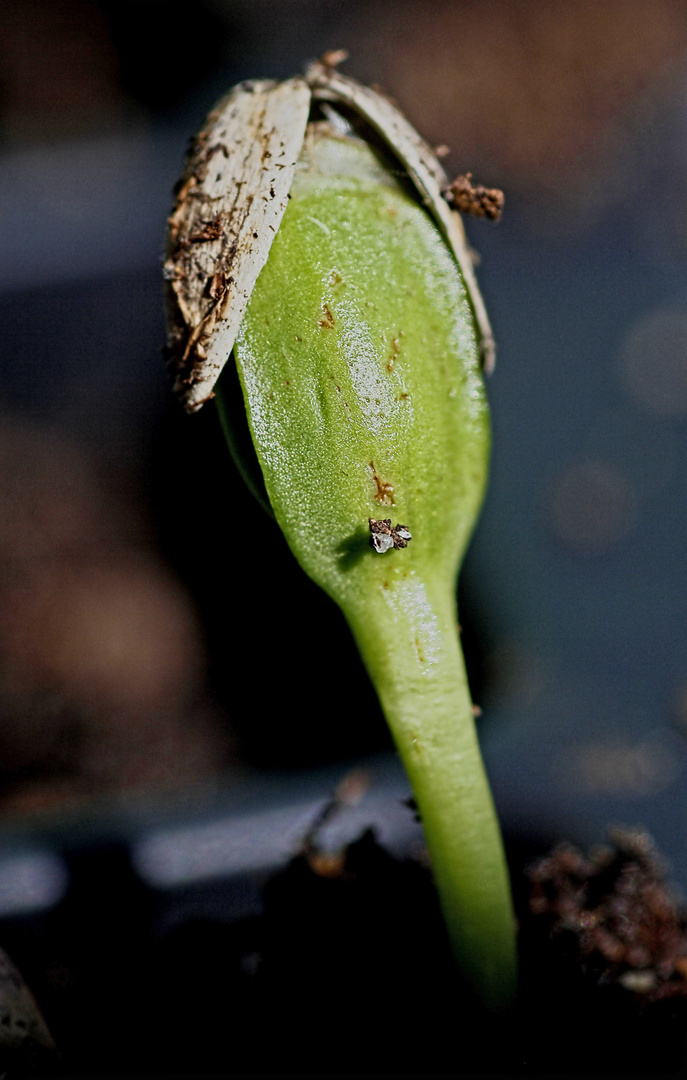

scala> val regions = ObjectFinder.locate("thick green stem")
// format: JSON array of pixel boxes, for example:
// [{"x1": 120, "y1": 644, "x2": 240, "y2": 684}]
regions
[{"x1": 343, "y1": 576, "x2": 516, "y2": 1010}]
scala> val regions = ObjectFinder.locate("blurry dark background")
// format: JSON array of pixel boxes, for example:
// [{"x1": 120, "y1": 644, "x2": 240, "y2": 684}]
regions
[
  {"x1": 2, "y1": 1, "x2": 687, "y2": 1065},
  {"x1": 3, "y1": 0, "x2": 687, "y2": 847}
]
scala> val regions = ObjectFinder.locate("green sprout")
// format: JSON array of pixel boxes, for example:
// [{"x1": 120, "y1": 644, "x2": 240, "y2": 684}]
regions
[{"x1": 165, "y1": 57, "x2": 516, "y2": 1010}]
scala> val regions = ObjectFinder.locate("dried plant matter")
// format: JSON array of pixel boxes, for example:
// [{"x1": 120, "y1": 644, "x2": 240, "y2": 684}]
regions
[{"x1": 164, "y1": 54, "x2": 496, "y2": 413}]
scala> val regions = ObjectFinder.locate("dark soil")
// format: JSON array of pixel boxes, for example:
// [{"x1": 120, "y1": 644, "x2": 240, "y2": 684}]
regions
[
  {"x1": 2, "y1": 828, "x2": 686, "y2": 1076},
  {"x1": 518, "y1": 828, "x2": 687, "y2": 1075},
  {"x1": 150, "y1": 828, "x2": 687, "y2": 1076}
]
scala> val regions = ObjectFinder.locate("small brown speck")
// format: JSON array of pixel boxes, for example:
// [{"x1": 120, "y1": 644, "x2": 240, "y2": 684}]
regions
[
  {"x1": 445, "y1": 173, "x2": 504, "y2": 222},
  {"x1": 320, "y1": 48, "x2": 349, "y2": 68},
  {"x1": 189, "y1": 212, "x2": 223, "y2": 243},
  {"x1": 369, "y1": 463, "x2": 395, "y2": 506},
  {"x1": 318, "y1": 303, "x2": 335, "y2": 329},
  {"x1": 206, "y1": 271, "x2": 227, "y2": 300},
  {"x1": 307, "y1": 851, "x2": 347, "y2": 879},
  {"x1": 387, "y1": 332, "x2": 402, "y2": 372}
]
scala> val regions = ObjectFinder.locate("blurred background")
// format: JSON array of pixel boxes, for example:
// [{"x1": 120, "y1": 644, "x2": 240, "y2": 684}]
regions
[{"x1": 2, "y1": 0, "x2": 687, "y2": 1063}]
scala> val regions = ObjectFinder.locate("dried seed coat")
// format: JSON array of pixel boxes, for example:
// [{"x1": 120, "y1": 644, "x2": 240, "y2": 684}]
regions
[{"x1": 165, "y1": 78, "x2": 311, "y2": 412}]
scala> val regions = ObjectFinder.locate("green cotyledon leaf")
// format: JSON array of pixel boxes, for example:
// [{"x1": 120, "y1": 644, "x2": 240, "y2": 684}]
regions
[
  {"x1": 226, "y1": 131, "x2": 488, "y2": 601},
  {"x1": 215, "y1": 127, "x2": 516, "y2": 1009}
]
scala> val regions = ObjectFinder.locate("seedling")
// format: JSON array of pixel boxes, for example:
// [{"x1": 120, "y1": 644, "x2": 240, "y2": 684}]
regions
[{"x1": 164, "y1": 54, "x2": 516, "y2": 1009}]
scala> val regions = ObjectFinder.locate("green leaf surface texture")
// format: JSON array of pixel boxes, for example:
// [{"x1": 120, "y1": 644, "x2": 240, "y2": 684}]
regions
[{"x1": 231, "y1": 133, "x2": 489, "y2": 607}]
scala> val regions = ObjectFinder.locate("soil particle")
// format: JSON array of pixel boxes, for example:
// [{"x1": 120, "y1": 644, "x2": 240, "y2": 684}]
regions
[
  {"x1": 444, "y1": 173, "x2": 504, "y2": 221},
  {"x1": 518, "y1": 828, "x2": 687, "y2": 1074},
  {"x1": 369, "y1": 517, "x2": 411, "y2": 552},
  {"x1": 526, "y1": 828, "x2": 687, "y2": 1004}
]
